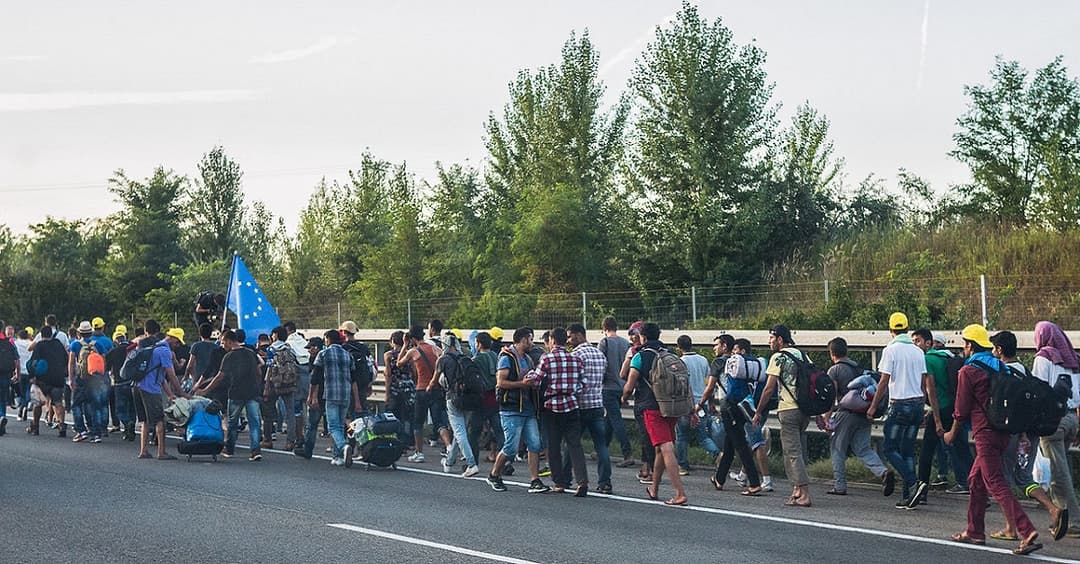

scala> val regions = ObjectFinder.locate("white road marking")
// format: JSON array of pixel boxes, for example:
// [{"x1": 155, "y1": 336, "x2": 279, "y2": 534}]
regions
[{"x1": 327, "y1": 523, "x2": 539, "y2": 564}]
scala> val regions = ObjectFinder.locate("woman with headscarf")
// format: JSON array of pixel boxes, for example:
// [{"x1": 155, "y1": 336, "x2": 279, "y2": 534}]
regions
[{"x1": 1032, "y1": 321, "x2": 1080, "y2": 538}]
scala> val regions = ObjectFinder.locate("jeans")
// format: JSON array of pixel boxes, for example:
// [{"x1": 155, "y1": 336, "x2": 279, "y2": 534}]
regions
[
  {"x1": 467, "y1": 404, "x2": 504, "y2": 465},
  {"x1": 0, "y1": 380, "x2": 10, "y2": 415},
  {"x1": 500, "y1": 412, "x2": 541, "y2": 457},
  {"x1": 966, "y1": 430, "x2": 1036, "y2": 541},
  {"x1": 917, "y1": 407, "x2": 972, "y2": 487},
  {"x1": 113, "y1": 384, "x2": 135, "y2": 429},
  {"x1": 676, "y1": 412, "x2": 721, "y2": 469},
  {"x1": 445, "y1": 400, "x2": 476, "y2": 468},
  {"x1": 324, "y1": 400, "x2": 349, "y2": 459},
  {"x1": 882, "y1": 400, "x2": 923, "y2": 498},
  {"x1": 602, "y1": 389, "x2": 632, "y2": 458},
  {"x1": 715, "y1": 407, "x2": 761, "y2": 488},
  {"x1": 545, "y1": 410, "x2": 588, "y2": 488},
  {"x1": 71, "y1": 376, "x2": 108, "y2": 437},
  {"x1": 262, "y1": 390, "x2": 295, "y2": 444},
  {"x1": 779, "y1": 409, "x2": 811, "y2": 487},
  {"x1": 830, "y1": 411, "x2": 888, "y2": 491},
  {"x1": 226, "y1": 399, "x2": 262, "y2": 453},
  {"x1": 413, "y1": 389, "x2": 448, "y2": 438},
  {"x1": 563, "y1": 408, "x2": 611, "y2": 487},
  {"x1": 292, "y1": 365, "x2": 311, "y2": 417},
  {"x1": 303, "y1": 403, "x2": 324, "y2": 458},
  {"x1": 1038, "y1": 411, "x2": 1080, "y2": 517}
]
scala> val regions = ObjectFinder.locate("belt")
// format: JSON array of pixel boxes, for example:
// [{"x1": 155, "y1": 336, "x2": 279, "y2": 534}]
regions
[{"x1": 890, "y1": 397, "x2": 924, "y2": 404}]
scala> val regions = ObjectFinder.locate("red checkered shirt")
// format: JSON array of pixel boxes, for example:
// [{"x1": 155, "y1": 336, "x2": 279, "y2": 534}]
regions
[
  {"x1": 536, "y1": 345, "x2": 584, "y2": 413},
  {"x1": 571, "y1": 342, "x2": 606, "y2": 410}
]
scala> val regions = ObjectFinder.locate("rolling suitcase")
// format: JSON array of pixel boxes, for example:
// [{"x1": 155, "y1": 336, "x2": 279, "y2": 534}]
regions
[{"x1": 177, "y1": 406, "x2": 225, "y2": 461}]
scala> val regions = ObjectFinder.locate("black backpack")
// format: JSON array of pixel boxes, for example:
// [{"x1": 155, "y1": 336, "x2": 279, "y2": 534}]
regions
[
  {"x1": 0, "y1": 339, "x2": 18, "y2": 378},
  {"x1": 975, "y1": 360, "x2": 1066, "y2": 436},
  {"x1": 120, "y1": 347, "x2": 157, "y2": 383},
  {"x1": 944, "y1": 354, "x2": 965, "y2": 404},
  {"x1": 343, "y1": 341, "x2": 375, "y2": 393},
  {"x1": 448, "y1": 354, "x2": 485, "y2": 411},
  {"x1": 779, "y1": 350, "x2": 836, "y2": 416}
]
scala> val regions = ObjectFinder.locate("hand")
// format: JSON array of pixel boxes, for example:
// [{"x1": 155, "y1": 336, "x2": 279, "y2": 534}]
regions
[
  {"x1": 935, "y1": 420, "x2": 945, "y2": 438},
  {"x1": 866, "y1": 410, "x2": 876, "y2": 422},
  {"x1": 943, "y1": 429, "x2": 955, "y2": 445},
  {"x1": 308, "y1": 397, "x2": 318, "y2": 408},
  {"x1": 815, "y1": 416, "x2": 827, "y2": 431},
  {"x1": 751, "y1": 414, "x2": 761, "y2": 428},
  {"x1": 262, "y1": 394, "x2": 270, "y2": 402},
  {"x1": 690, "y1": 412, "x2": 700, "y2": 428}
]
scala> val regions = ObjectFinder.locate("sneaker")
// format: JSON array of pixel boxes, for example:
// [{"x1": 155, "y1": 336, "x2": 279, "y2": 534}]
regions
[
  {"x1": 442, "y1": 460, "x2": 454, "y2": 474},
  {"x1": 90, "y1": 435, "x2": 102, "y2": 444},
  {"x1": 0, "y1": 418, "x2": 7, "y2": 436},
  {"x1": 487, "y1": 474, "x2": 507, "y2": 492},
  {"x1": 427, "y1": 439, "x2": 439, "y2": 447},
  {"x1": 514, "y1": 454, "x2": 526, "y2": 463},
  {"x1": 596, "y1": 484, "x2": 613, "y2": 494},
  {"x1": 75, "y1": 430, "x2": 91, "y2": 443},
  {"x1": 945, "y1": 484, "x2": 970, "y2": 495},
  {"x1": 931, "y1": 475, "x2": 948, "y2": 488},
  {"x1": 503, "y1": 463, "x2": 515, "y2": 476},
  {"x1": 250, "y1": 452, "x2": 262, "y2": 462},
  {"x1": 528, "y1": 479, "x2": 551, "y2": 494},
  {"x1": 730, "y1": 471, "x2": 749, "y2": 488},
  {"x1": 407, "y1": 452, "x2": 426, "y2": 463},
  {"x1": 222, "y1": 449, "x2": 235, "y2": 458},
  {"x1": 330, "y1": 457, "x2": 345, "y2": 466},
  {"x1": 678, "y1": 468, "x2": 690, "y2": 476},
  {"x1": 882, "y1": 470, "x2": 896, "y2": 497},
  {"x1": 463, "y1": 465, "x2": 480, "y2": 478},
  {"x1": 538, "y1": 465, "x2": 551, "y2": 477},
  {"x1": 574, "y1": 483, "x2": 588, "y2": 498},
  {"x1": 908, "y1": 481, "x2": 929, "y2": 509},
  {"x1": 896, "y1": 498, "x2": 916, "y2": 510},
  {"x1": 761, "y1": 476, "x2": 774, "y2": 492},
  {"x1": 638, "y1": 476, "x2": 653, "y2": 484}
]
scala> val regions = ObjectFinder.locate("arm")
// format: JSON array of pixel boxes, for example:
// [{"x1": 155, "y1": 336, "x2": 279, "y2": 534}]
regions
[
  {"x1": 383, "y1": 351, "x2": 394, "y2": 382},
  {"x1": 751, "y1": 375, "x2": 778, "y2": 426},
  {"x1": 619, "y1": 356, "x2": 631, "y2": 380},
  {"x1": 185, "y1": 352, "x2": 198, "y2": 379},
  {"x1": 623, "y1": 367, "x2": 640, "y2": 401},
  {"x1": 200, "y1": 371, "x2": 224, "y2": 394},
  {"x1": 164, "y1": 366, "x2": 188, "y2": 400},
  {"x1": 866, "y1": 372, "x2": 891, "y2": 421},
  {"x1": 923, "y1": 372, "x2": 942, "y2": 435},
  {"x1": 351, "y1": 381, "x2": 361, "y2": 412},
  {"x1": 68, "y1": 351, "x2": 77, "y2": 390},
  {"x1": 396, "y1": 348, "x2": 415, "y2": 368},
  {"x1": 945, "y1": 369, "x2": 970, "y2": 445}
]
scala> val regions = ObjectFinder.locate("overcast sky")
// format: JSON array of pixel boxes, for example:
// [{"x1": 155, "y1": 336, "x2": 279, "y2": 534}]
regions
[{"x1": 2, "y1": 1, "x2": 1078, "y2": 234}]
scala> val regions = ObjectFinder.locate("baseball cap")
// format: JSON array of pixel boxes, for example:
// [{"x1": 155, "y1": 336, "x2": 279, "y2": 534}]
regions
[
  {"x1": 769, "y1": 324, "x2": 794, "y2": 345},
  {"x1": 25, "y1": 326, "x2": 34, "y2": 337},
  {"x1": 165, "y1": 328, "x2": 185, "y2": 345},
  {"x1": 77, "y1": 321, "x2": 93, "y2": 334},
  {"x1": 888, "y1": 312, "x2": 909, "y2": 331},
  {"x1": 114, "y1": 324, "x2": 127, "y2": 336},
  {"x1": 628, "y1": 321, "x2": 645, "y2": 336},
  {"x1": 961, "y1": 324, "x2": 992, "y2": 349},
  {"x1": 339, "y1": 320, "x2": 359, "y2": 334},
  {"x1": 488, "y1": 326, "x2": 504, "y2": 340},
  {"x1": 91, "y1": 317, "x2": 105, "y2": 329},
  {"x1": 932, "y1": 332, "x2": 947, "y2": 346}
]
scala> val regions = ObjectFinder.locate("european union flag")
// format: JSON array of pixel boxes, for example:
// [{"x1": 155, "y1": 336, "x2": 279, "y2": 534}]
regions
[{"x1": 226, "y1": 253, "x2": 280, "y2": 346}]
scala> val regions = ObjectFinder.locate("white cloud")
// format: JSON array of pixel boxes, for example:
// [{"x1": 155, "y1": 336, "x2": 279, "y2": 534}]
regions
[
  {"x1": 599, "y1": 13, "x2": 678, "y2": 77},
  {"x1": 0, "y1": 89, "x2": 263, "y2": 112},
  {"x1": 1, "y1": 55, "x2": 46, "y2": 62},
  {"x1": 249, "y1": 35, "x2": 355, "y2": 64}
]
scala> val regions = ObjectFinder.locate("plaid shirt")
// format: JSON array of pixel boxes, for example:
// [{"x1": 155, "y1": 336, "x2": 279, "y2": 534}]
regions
[
  {"x1": 571, "y1": 342, "x2": 606, "y2": 410},
  {"x1": 315, "y1": 344, "x2": 353, "y2": 403},
  {"x1": 535, "y1": 345, "x2": 584, "y2": 413}
]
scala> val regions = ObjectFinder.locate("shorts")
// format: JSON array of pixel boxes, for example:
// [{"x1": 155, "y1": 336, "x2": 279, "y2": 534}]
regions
[
  {"x1": 500, "y1": 412, "x2": 542, "y2": 456},
  {"x1": 134, "y1": 388, "x2": 165, "y2": 426},
  {"x1": 36, "y1": 383, "x2": 65, "y2": 404},
  {"x1": 643, "y1": 409, "x2": 677, "y2": 446},
  {"x1": 413, "y1": 389, "x2": 449, "y2": 436},
  {"x1": 745, "y1": 413, "x2": 767, "y2": 450}
]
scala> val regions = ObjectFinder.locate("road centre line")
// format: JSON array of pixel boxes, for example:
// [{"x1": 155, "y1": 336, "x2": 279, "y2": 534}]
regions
[{"x1": 326, "y1": 523, "x2": 539, "y2": 564}]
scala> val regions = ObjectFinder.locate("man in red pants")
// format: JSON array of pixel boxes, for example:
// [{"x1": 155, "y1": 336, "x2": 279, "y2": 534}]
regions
[{"x1": 946, "y1": 324, "x2": 1041, "y2": 555}]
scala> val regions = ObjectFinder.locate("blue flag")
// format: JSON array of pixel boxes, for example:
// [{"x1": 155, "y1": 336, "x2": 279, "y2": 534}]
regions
[{"x1": 226, "y1": 254, "x2": 280, "y2": 345}]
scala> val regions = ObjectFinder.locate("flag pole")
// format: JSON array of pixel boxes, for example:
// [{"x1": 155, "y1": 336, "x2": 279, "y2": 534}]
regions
[{"x1": 223, "y1": 252, "x2": 237, "y2": 332}]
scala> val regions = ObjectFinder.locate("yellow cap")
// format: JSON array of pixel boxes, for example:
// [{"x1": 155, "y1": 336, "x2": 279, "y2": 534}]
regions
[
  {"x1": 25, "y1": 326, "x2": 35, "y2": 337},
  {"x1": 888, "y1": 312, "x2": 909, "y2": 331},
  {"x1": 451, "y1": 328, "x2": 464, "y2": 340},
  {"x1": 165, "y1": 327, "x2": 185, "y2": 345},
  {"x1": 114, "y1": 324, "x2": 127, "y2": 336},
  {"x1": 488, "y1": 326, "x2": 504, "y2": 340},
  {"x1": 91, "y1": 316, "x2": 105, "y2": 329},
  {"x1": 961, "y1": 324, "x2": 992, "y2": 349}
]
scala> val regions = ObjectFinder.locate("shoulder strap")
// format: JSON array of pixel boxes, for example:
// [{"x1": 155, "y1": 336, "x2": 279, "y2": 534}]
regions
[{"x1": 415, "y1": 345, "x2": 434, "y2": 373}]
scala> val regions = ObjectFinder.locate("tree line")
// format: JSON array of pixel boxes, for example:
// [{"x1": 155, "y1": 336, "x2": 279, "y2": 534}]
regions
[{"x1": 2, "y1": 3, "x2": 1079, "y2": 332}]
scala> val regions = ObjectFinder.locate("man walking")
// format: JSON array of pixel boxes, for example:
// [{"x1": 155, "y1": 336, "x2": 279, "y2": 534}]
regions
[
  {"x1": 486, "y1": 327, "x2": 550, "y2": 494},
  {"x1": 314, "y1": 329, "x2": 361, "y2": 466},
  {"x1": 134, "y1": 322, "x2": 189, "y2": 460},
  {"x1": 597, "y1": 316, "x2": 634, "y2": 467},
  {"x1": 912, "y1": 328, "x2": 972, "y2": 501},
  {"x1": 201, "y1": 329, "x2": 263, "y2": 461},
  {"x1": 568, "y1": 324, "x2": 611, "y2": 493},
  {"x1": 535, "y1": 327, "x2": 589, "y2": 496}
]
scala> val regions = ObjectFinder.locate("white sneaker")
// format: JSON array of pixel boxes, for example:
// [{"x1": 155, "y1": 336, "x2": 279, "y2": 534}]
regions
[
  {"x1": 730, "y1": 471, "x2": 748, "y2": 487},
  {"x1": 442, "y1": 460, "x2": 454, "y2": 473},
  {"x1": 761, "y1": 476, "x2": 774, "y2": 492},
  {"x1": 330, "y1": 457, "x2": 345, "y2": 466},
  {"x1": 463, "y1": 465, "x2": 480, "y2": 477},
  {"x1": 407, "y1": 452, "x2": 425, "y2": 463},
  {"x1": 427, "y1": 439, "x2": 439, "y2": 447}
]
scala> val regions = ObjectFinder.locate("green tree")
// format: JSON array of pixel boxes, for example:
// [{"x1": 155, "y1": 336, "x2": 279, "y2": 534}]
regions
[
  {"x1": 627, "y1": 2, "x2": 776, "y2": 287},
  {"x1": 183, "y1": 146, "x2": 247, "y2": 262},
  {"x1": 951, "y1": 56, "x2": 1080, "y2": 225}
]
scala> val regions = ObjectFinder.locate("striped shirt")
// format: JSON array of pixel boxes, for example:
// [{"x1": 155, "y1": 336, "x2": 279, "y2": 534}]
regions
[{"x1": 571, "y1": 342, "x2": 606, "y2": 410}]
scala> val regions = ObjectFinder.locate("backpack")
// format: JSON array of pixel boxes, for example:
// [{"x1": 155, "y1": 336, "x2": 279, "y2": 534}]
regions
[
  {"x1": 0, "y1": 339, "x2": 17, "y2": 379},
  {"x1": 645, "y1": 347, "x2": 694, "y2": 418},
  {"x1": 944, "y1": 354, "x2": 965, "y2": 404},
  {"x1": 344, "y1": 341, "x2": 375, "y2": 393},
  {"x1": 779, "y1": 350, "x2": 835, "y2": 416},
  {"x1": 120, "y1": 347, "x2": 157, "y2": 383},
  {"x1": 976, "y1": 360, "x2": 1066, "y2": 436},
  {"x1": 76, "y1": 339, "x2": 106, "y2": 379},
  {"x1": 267, "y1": 345, "x2": 299, "y2": 394},
  {"x1": 448, "y1": 354, "x2": 485, "y2": 411},
  {"x1": 194, "y1": 291, "x2": 215, "y2": 309}
]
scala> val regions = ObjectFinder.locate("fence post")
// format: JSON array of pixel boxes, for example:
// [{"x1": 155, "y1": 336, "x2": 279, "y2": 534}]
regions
[
  {"x1": 824, "y1": 279, "x2": 830, "y2": 306},
  {"x1": 980, "y1": 274, "x2": 988, "y2": 327},
  {"x1": 582, "y1": 292, "x2": 587, "y2": 330},
  {"x1": 407, "y1": 299, "x2": 412, "y2": 328},
  {"x1": 337, "y1": 302, "x2": 341, "y2": 327},
  {"x1": 174, "y1": 311, "x2": 178, "y2": 327},
  {"x1": 691, "y1": 286, "x2": 697, "y2": 324}
]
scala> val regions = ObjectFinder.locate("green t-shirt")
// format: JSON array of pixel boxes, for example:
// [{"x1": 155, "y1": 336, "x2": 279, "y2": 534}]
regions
[
  {"x1": 472, "y1": 350, "x2": 498, "y2": 391},
  {"x1": 924, "y1": 349, "x2": 951, "y2": 409}
]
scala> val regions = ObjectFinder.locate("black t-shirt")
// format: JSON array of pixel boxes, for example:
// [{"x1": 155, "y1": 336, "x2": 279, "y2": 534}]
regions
[
  {"x1": 105, "y1": 341, "x2": 130, "y2": 381},
  {"x1": 189, "y1": 341, "x2": 217, "y2": 379},
  {"x1": 632, "y1": 341, "x2": 665, "y2": 412},
  {"x1": 222, "y1": 347, "x2": 260, "y2": 402},
  {"x1": 32, "y1": 338, "x2": 69, "y2": 387}
]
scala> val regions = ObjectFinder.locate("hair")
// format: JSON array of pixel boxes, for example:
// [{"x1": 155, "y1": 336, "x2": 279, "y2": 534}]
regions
[
  {"x1": 40, "y1": 325, "x2": 53, "y2": 339},
  {"x1": 283, "y1": 321, "x2": 297, "y2": 333},
  {"x1": 199, "y1": 323, "x2": 214, "y2": 340},
  {"x1": 912, "y1": 328, "x2": 933, "y2": 342},
  {"x1": 45, "y1": 314, "x2": 57, "y2": 326},
  {"x1": 567, "y1": 323, "x2": 586, "y2": 336},
  {"x1": 407, "y1": 325, "x2": 426, "y2": 341},
  {"x1": 601, "y1": 316, "x2": 617, "y2": 332},
  {"x1": 642, "y1": 322, "x2": 661, "y2": 341},
  {"x1": 551, "y1": 327, "x2": 568, "y2": 346},
  {"x1": 540, "y1": 330, "x2": 551, "y2": 343},
  {"x1": 828, "y1": 337, "x2": 848, "y2": 358},
  {"x1": 965, "y1": 339, "x2": 989, "y2": 353},
  {"x1": 734, "y1": 338, "x2": 752, "y2": 353},
  {"x1": 714, "y1": 334, "x2": 735, "y2": 350},
  {"x1": 390, "y1": 330, "x2": 405, "y2": 347},
  {"x1": 324, "y1": 329, "x2": 342, "y2": 344},
  {"x1": 221, "y1": 329, "x2": 239, "y2": 343},
  {"x1": 676, "y1": 335, "x2": 693, "y2": 351},
  {"x1": 512, "y1": 327, "x2": 534, "y2": 344},
  {"x1": 476, "y1": 332, "x2": 493, "y2": 350},
  {"x1": 18, "y1": 329, "x2": 29, "y2": 340},
  {"x1": 214, "y1": 293, "x2": 226, "y2": 305},
  {"x1": 271, "y1": 326, "x2": 288, "y2": 342},
  {"x1": 428, "y1": 319, "x2": 443, "y2": 333},
  {"x1": 234, "y1": 329, "x2": 247, "y2": 344},
  {"x1": 990, "y1": 331, "x2": 1018, "y2": 358},
  {"x1": 144, "y1": 319, "x2": 161, "y2": 336}
]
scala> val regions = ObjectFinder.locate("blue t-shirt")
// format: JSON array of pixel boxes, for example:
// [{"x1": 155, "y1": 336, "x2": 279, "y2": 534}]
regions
[
  {"x1": 69, "y1": 337, "x2": 111, "y2": 357},
  {"x1": 137, "y1": 341, "x2": 174, "y2": 395},
  {"x1": 498, "y1": 353, "x2": 535, "y2": 416}
]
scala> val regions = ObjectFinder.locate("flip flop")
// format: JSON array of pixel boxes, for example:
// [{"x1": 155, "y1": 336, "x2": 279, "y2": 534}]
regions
[
  {"x1": 1014, "y1": 540, "x2": 1043, "y2": 556},
  {"x1": 741, "y1": 487, "x2": 763, "y2": 497},
  {"x1": 137, "y1": 453, "x2": 153, "y2": 459},
  {"x1": 784, "y1": 496, "x2": 811, "y2": 507},
  {"x1": 949, "y1": 532, "x2": 985, "y2": 546},
  {"x1": 664, "y1": 498, "x2": 688, "y2": 506},
  {"x1": 1050, "y1": 508, "x2": 1069, "y2": 541},
  {"x1": 990, "y1": 530, "x2": 1018, "y2": 541},
  {"x1": 645, "y1": 486, "x2": 658, "y2": 501},
  {"x1": 709, "y1": 476, "x2": 724, "y2": 491}
]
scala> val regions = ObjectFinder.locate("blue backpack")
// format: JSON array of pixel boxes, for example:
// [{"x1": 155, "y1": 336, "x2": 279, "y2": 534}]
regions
[{"x1": 186, "y1": 408, "x2": 224, "y2": 443}]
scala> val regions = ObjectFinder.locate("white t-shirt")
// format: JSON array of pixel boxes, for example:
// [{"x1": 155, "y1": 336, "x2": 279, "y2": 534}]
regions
[
  {"x1": 878, "y1": 337, "x2": 926, "y2": 402},
  {"x1": 1032, "y1": 355, "x2": 1080, "y2": 409}
]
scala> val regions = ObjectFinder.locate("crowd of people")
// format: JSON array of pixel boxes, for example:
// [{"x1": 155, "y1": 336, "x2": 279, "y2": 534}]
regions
[{"x1": 1, "y1": 312, "x2": 1078, "y2": 556}]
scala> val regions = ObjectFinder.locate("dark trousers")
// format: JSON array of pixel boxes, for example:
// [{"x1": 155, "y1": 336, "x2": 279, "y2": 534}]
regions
[
  {"x1": 468, "y1": 404, "x2": 504, "y2": 464},
  {"x1": 917, "y1": 408, "x2": 973, "y2": 487},
  {"x1": 602, "y1": 390, "x2": 633, "y2": 458},
  {"x1": 635, "y1": 408, "x2": 656, "y2": 469},
  {"x1": 714, "y1": 407, "x2": 761, "y2": 487},
  {"x1": 545, "y1": 409, "x2": 588, "y2": 487}
]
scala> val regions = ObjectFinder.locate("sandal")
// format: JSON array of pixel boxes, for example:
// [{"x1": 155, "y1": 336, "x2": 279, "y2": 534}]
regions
[
  {"x1": 989, "y1": 530, "x2": 1018, "y2": 541},
  {"x1": 645, "y1": 485, "x2": 658, "y2": 501},
  {"x1": 1013, "y1": 533, "x2": 1042, "y2": 556},
  {"x1": 137, "y1": 453, "x2": 153, "y2": 459},
  {"x1": 784, "y1": 496, "x2": 811, "y2": 507},
  {"x1": 949, "y1": 532, "x2": 985, "y2": 546},
  {"x1": 709, "y1": 476, "x2": 724, "y2": 491},
  {"x1": 826, "y1": 489, "x2": 847, "y2": 496},
  {"x1": 1050, "y1": 508, "x2": 1069, "y2": 541},
  {"x1": 741, "y1": 487, "x2": 763, "y2": 497},
  {"x1": 664, "y1": 497, "x2": 688, "y2": 506}
]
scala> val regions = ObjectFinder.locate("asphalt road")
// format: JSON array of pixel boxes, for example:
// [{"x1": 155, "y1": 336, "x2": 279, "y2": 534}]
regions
[{"x1": 2, "y1": 410, "x2": 1078, "y2": 563}]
